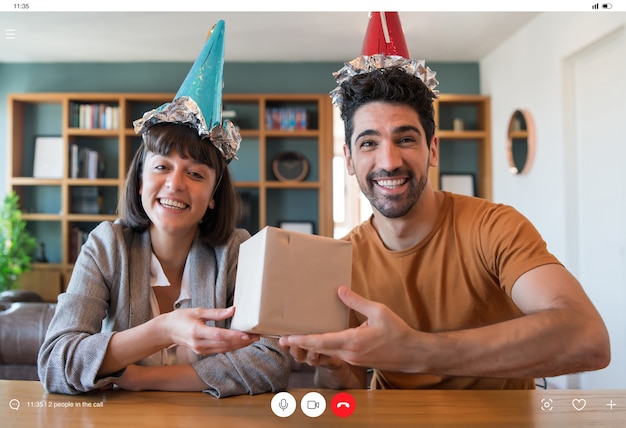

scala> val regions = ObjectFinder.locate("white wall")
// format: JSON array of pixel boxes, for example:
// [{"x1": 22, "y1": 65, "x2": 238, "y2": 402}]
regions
[{"x1": 481, "y1": 13, "x2": 626, "y2": 389}]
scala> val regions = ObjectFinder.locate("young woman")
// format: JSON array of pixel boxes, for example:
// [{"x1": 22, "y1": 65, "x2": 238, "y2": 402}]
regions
[{"x1": 38, "y1": 123, "x2": 290, "y2": 396}]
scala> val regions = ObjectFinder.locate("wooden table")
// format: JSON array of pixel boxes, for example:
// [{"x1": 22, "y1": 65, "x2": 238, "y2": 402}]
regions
[{"x1": 1, "y1": 380, "x2": 624, "y2": 427}]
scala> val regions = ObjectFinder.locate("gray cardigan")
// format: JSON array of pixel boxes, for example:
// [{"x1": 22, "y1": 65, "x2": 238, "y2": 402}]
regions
[{"x1": 38, "y1": 220, "x2": 290, "y2": 397}]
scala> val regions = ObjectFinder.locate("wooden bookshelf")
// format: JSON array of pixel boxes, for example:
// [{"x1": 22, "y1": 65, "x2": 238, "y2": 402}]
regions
[
  {"x1": 431, "y1": 94, "x2": 492, "y2": 200},
  {"x1": 8, "y1": 92, "x2": 334, "y2": 298}
]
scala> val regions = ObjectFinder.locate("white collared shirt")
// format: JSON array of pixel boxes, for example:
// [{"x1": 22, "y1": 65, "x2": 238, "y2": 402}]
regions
[{"x1": 139, "y1": 253, "x2": 200, "y2": 366}]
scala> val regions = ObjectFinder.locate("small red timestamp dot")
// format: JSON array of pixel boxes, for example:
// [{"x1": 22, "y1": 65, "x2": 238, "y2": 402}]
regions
[{"x1": 331, "y1": 392, "x2": 356, "y2": 418}]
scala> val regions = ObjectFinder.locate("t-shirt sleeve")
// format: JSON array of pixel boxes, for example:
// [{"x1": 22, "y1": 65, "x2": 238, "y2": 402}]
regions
[{"x1": 478, "y1": 204, "x2": 561, "y2": 297}]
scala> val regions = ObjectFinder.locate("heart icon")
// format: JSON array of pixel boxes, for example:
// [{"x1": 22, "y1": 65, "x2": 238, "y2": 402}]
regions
[{"x1": 572, "y1": 398, "x2": 586, "y2": 411}]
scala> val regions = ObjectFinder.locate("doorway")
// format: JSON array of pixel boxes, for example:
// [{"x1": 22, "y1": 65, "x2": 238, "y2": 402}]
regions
[{"x1": 564, "y1": 26, "x2": 626, "y2": 389}]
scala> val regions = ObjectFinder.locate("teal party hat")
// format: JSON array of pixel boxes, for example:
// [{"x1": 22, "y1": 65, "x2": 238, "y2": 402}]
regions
[
  {"x1": 175, "y1": 20, "x2": 225, "y2": 131},
  {"x1": 134, "y1": 20, "x2": 240, "y2": 162}
]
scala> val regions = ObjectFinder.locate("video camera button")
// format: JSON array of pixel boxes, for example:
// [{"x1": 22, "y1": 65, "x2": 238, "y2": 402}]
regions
[{"x1": 300, "y1": 391, "x2": 326, "y2": 417}]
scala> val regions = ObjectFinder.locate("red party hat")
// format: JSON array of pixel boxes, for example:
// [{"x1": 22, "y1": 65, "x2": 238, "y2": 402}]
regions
[
  {"x1": 330, "y1": 11, "x2": 438, "y2": 107},
  {"x1": 361, "y1": 12, "x2": 410, "y2": 58}
]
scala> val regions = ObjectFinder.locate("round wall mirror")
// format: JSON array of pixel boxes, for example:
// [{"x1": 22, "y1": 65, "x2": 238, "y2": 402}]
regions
[{"x1": 506, "y1": 109, "x2": 536, "y2": 175}]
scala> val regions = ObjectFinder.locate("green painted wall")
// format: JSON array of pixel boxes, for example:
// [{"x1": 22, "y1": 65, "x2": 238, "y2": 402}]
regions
[{"x1": 0, "y1": 61, "x2": 479, "y2": 194}]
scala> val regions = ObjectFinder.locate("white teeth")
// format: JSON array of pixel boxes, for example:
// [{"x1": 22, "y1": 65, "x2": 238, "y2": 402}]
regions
[
  {"x1": 160, "y1": 198, "x2": 188, "y2": 209},
  {"x1": 375, "y1": 178, "x2": 406, "y2": 188}
]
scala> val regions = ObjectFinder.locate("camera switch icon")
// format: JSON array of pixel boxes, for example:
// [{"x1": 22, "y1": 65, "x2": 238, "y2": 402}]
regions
[{"x1": 540, "y1": 398, "x2": 553, "y2": 411}]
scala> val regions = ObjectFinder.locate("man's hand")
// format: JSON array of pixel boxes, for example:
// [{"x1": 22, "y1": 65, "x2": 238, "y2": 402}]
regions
[
  {"x1": 281, "y1": 265, "x2": 610, "y2": 383},
  {"x1": 279, "y1": 286, "x2": 420, "y2": 372}
]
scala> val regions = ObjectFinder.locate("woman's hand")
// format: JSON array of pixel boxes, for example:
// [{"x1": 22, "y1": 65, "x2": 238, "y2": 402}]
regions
[
  {"x1": 160, "y1": 306, "x2": 260, "y2": 355},
  {"x1": 100, "y1": 306, "x2": 259, "y2": 377}
]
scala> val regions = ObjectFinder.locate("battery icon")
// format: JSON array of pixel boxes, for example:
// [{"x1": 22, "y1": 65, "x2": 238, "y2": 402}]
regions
[{"x1": 602, "y1": 3, "x2": 613, "y2": 8}]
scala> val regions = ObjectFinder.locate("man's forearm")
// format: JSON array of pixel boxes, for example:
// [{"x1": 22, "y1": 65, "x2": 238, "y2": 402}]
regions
[{"x1": 408, "y1": 307, "x2": 609, "y2": 379}]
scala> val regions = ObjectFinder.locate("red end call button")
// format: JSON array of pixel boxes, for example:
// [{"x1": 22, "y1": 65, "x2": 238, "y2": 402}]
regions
[{"x1": 331, "y1": 392, "x2": 356, "y2": 418}]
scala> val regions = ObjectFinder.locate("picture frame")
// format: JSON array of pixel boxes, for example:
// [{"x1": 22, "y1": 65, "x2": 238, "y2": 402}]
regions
[
  {"x1": 33, "y1": 136, "x2": 64, "y2": 178},
  {"x1": 278, "y1": 221, "x2": 315, "y2": 235},
  {"x1": 440, "y1": 173, "x2": 476, "y2": 197}
]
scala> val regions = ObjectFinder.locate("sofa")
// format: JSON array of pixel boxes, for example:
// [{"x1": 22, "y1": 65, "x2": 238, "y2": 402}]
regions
[
  {"x1": 0, "y1": 291, "x2": 314, "y2": 388},
  {"x1": 0, "y1": 291, "x2": 56, "y2": 380}
]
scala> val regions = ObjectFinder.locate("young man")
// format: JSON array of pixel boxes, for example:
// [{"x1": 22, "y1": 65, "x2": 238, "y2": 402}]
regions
[{"x1": 279, "y1": 12, "x2": 610, "y2": 390}]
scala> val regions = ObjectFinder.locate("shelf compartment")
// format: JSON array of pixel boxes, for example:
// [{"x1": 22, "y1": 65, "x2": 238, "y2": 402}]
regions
[
  {"x1": 237, "y1": 189, "x2": 260, "y2": 235},
  {"x1": 68, "y1": 136, "x2": 120, "y2": 179},
  {"x1": 13, "y1": 184, "x2": 62, "y2": 215},
  {"x1": 264, "y1": 100, "x2": 320, "y2": 131},
  {"x1": 265, "y1": 137, "x2": 320, "y2": 182},
  {"x1": 67, "y1": 221, "x2": 101, "y2": 263},
  {"x1": 25, "y1": 220, "x2": 63, "y2": 264},
  {"x1": 266, "y1": 188, "x2": 319, "y2": 232},
  {"x1": 222, "y1": 100, "x2": 261, "y2": 131},
  {"x1": 229, "y1": 137, "x2": 261, "y2": 182},
  {"x1": 68, "y1": 185, "x2": 119, "y2": 216}
]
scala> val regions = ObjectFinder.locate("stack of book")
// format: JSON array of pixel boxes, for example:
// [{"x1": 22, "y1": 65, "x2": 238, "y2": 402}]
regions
[
  {"x1": 70, "y1": 144, "x2": 104, "y2": 179},
  {"x1": 70, "y1": 187, "x2": 101, "y2": 215},
  {"x1": 265, "y1": 108, "x2": 308, "y2": 131},
  {"x1": 70, "y1": 102, "x2": 120, "y2": 129}
]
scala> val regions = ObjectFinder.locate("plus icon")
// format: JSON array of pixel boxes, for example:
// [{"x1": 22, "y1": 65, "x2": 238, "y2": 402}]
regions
[{"x1": 606, "y1": 400, "x2": 617, "y2": 410}]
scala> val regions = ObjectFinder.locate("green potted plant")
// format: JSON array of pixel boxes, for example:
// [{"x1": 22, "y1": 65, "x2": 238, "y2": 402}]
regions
[{"x1": 0, "y1": 191, "x2": 38, "y2": 293}]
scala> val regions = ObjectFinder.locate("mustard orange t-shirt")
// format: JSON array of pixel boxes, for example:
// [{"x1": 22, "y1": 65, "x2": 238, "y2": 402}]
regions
[{"x1": 343, "y1": 192, "x2": 560, "y2": 390}]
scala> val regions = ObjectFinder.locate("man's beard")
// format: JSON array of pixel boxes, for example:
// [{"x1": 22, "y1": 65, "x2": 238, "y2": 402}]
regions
[{"x1": 358, "y1": 168, "x2": 428, "y2": 219}]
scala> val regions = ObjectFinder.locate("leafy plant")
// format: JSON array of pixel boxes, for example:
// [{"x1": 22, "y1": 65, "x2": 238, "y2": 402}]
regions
[{"x1": 0, "y1": 191, "x2": 38, "y2": 292}]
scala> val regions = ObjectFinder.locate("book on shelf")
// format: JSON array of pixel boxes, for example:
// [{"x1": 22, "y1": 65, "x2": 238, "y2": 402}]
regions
[
  {"x1": 70, "y1": 144, "x2": 78, "y2": 179},
  {"x1": 87, "y1": 150, "x2": 99, "y2": 179}
]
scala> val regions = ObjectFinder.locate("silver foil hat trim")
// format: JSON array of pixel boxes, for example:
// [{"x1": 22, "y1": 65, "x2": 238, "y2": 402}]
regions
[
  {"x1": 133, "y1": 96, "x2": 241, "y2": 162},
  {"x1": 209, "y1": 119, "x2": 241, "y2": 162},
  {"x1": 330, "y1": 54, "x2": 439, "y2": 108}
]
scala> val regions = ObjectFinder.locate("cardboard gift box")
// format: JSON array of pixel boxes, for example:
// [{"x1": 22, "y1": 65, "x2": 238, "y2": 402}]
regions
[{"x1": 230, "y1": 226, "x2": 352, "y2": 336}]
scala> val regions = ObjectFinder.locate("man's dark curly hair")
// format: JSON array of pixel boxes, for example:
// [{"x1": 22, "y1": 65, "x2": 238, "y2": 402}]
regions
[{"x1": 338, "y1": 67, "x2": 437, "y2": 152}]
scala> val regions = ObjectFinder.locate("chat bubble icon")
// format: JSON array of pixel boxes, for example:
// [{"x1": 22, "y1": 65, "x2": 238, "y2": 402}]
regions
[{"x1": 9, "y1": 399, "x2": 20, "y2": 411}]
